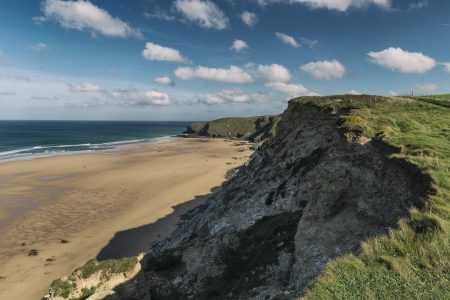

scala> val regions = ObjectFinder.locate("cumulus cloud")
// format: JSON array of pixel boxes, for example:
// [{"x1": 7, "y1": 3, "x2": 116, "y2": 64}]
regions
[
  {"x1": 175, "y1": 65, "x2": 254, "y2": 84},
  {"x1": 230, "y1": 40, "x2": 249, "y2": 52},
  {"x1": 367, "y1": 47, "x2": 436, "y2": 73},
  {"x1": 40, "y1": 0, "x2": 141, "y2": 38},
  {"x1": 142, "y1": 42, "x2": 189, "y2": 63},
  {"x1": 69, "y1": 82, "x2": 102, "y2": 92},
  {"x1": 174, "y1": 0, "x2": 229, "y2": 30},
  {"x1": 275, "y1": 32, "x2": 300, "y2": 48},
  {"x1": 105, "y1": 89, "x2": 172, "y2": 106},
  {"x1": 414, "y1": 83, "x2": 438, "y2": 94},
  {"x1": 266, "y1": 82, "x2": 317, "y2": 97},
  {"x1": 258, "y1": 64, "x2": 292, "y2": 83},
  {"x1": 301, "y1": 59, "x2": 346, "y2": 80},
  {"x1": 153, "y1": 76, "x2": 175, "y2": 86},
  {"x1": 241, "y1": 11, "x2": 258, "y2": 27},
  {"x1": 31, "y1": 42, "x2": 49, "y2": 52},
  {"x1": 198, "y1": 89, "x2": 268, "y2": 105}
]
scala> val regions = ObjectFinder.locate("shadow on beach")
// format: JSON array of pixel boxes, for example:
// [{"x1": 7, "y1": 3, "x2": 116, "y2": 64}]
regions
[{"x1": 96, "y1": 189, "x2": 216, "y2": 261}]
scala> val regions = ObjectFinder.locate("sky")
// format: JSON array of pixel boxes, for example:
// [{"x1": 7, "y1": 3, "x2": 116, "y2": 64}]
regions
[{"x1": 0, "y1": 0, "x2": 449, "y2": 120}]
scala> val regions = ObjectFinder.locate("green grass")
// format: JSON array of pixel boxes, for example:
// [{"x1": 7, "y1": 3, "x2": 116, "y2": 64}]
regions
[
  {"x1": 77, "y1": 256, "x2": 138, "y2": 279},
  {"x1": 49, "y1": 257, "x2": 138, "y2": 299},
  {"x1": 50, "y1": 279, "x2": 77, "y2": 299},
  {"x1": 291, "y1": 95, "x2": 450, "y2": 299},
  {"x1": 187, "y1": 115, "x2": 280, "y2": 141}
]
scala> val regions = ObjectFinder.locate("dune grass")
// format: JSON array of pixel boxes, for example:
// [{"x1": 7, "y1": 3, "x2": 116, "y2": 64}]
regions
[{"x1": 291, "y1": 95, "x2": 450, "y2": 299}]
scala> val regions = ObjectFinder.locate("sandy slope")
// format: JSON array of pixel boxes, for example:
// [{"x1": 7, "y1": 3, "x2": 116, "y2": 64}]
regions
[{"x1": 0, "y1": 138, "x2": 251, "y2": 299}]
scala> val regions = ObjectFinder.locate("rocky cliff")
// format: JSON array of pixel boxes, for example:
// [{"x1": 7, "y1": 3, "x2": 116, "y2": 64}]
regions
[{"x1": 48, "y1": 96, "x2": 438, "y2": 300}]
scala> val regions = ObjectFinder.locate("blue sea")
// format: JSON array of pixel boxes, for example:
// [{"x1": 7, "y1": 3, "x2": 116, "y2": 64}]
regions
[{"x1": 0, "y1": 121, "x2": 192, "y2": 162}]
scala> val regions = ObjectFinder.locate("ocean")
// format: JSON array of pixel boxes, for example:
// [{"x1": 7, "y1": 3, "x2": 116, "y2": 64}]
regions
[{"x1": 0, "y1": 120, "x2": 192, "y2": 162}]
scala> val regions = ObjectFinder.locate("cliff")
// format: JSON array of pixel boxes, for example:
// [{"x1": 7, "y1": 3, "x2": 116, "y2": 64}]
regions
[
  {"x1": 47, "y1": 95, "x2": 449, "y2": 300},
  {"x1": 184, "y1": 115, "x2": 280, "y2": 142}
]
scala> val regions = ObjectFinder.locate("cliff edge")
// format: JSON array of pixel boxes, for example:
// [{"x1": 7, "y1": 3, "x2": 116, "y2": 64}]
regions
[{"x1": 47, "y1": 95, "x2": 449, "y2": 300}]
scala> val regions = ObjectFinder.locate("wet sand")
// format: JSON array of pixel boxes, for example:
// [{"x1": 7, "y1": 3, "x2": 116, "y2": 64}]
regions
[{"x1": 0, "y1": 138, "x2": 252, "y2": 299}]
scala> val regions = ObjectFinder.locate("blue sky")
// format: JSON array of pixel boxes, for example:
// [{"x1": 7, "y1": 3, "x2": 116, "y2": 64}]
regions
[{"x1": 0, "y1": 0, "x2": 449, "y2": 120}]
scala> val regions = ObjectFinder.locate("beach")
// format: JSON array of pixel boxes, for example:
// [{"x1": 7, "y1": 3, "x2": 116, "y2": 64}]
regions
[{"x1": 0, "y1": 138, "x2": 252, "y2": 299}]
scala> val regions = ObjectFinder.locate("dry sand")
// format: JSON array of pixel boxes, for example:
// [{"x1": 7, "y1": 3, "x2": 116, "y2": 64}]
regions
[{"x1": 0, "y1": 138, "x2": 252, "y2": 299}]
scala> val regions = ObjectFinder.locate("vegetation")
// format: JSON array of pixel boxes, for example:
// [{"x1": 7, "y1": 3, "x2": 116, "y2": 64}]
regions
[
  {"x1": 77, "y1": 256, "x2": 137, "y2": 279},
  {"x1": 50, "y1": 279, "x2": 76, "y2": 299},
  {"x1": 186, "y1": 115, "x2": 280, "y2": 141},
  {"x1": 291, "y1": 95, "x2": 450, "y2": 299}
]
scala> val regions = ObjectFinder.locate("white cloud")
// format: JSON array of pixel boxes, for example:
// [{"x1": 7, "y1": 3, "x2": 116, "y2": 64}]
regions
[
  {"x1": 174, "y1": 0, "x2": 229, "y2": 30},
  {"x1": 105, "y1": 89, "x2": 172, "y2": 106},
  {"x1": 69, "y1": 82, "x2": 102, "y2": 92},
  {"x1": 407, "y1": 1, "x2": 428, "y2": 11},
  {"x1": 266, "y1": 82, "x2": 317, "y2": 97},
  {"x1": 290, "y1": 0, "x2": 390, "y2": 11},
  {"x1": 256, "y1": 0, "x2": 390, "y2": 11},
  {"x1": 258, "y1": 64, "x2": 292, "y2": 83},
  {"x1": 175, "y1": 65, "x2": 254, "y2": 84},
  {"x1": 198, "y1": 93, "x2": 225, "y2": 105},
  {"x1": 142, "y1": 42, "x2": 189, "y2": 63},
  {"x1": 346, "y1": 89, "x2": 362, "y2": 95},
  {"x1": 299, "y1": 37, "x2": 318, "y2": 48},
  {"x1": 414, "y1": 83, "x2": 438, "y2": 94},
  {"x1": 301, "y1": 59, "x2": 346, "y2": 80},
  {"x1": 441, "y1": 62, "x2": 450, "y2": 73},
  {"x1": 144, "y1": 7, "x2": 175, "y2": 21},
  {"x1": 389, "y1": 90, "x2": 399, "y2": 96},
  {"x1": 31, "y1": 43, "x2": 48, "y2": 52},
  {"x1": 198, "y1": 89, "x2": 269, "y2": 105},
  {"x1": 367, "y1": 47, "x2": 436, "y2": 73},
  {"x1": 40, "y1": 0, "x2": 141, "y2": 38},
  {"x1": 241, "y1": 11, "x2": 258, "y2": 27},
  {"x1": 230, "y1": 39, "x2": 249, "y2": 52},
  {"x1": 275, "y1": 32, "x2": 300, "y2": 48},
  {"x1": 154, "y1": 76, "x2": 175, "y2": 86}
]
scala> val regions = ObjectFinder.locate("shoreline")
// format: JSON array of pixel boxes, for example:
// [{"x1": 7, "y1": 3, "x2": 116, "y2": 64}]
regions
[
  {"x1": 0, "y1": 137, "x2": 252, "y2": 299},
  {"x1": 0, "y1": 135, "x2": 181, "y2": 164}
]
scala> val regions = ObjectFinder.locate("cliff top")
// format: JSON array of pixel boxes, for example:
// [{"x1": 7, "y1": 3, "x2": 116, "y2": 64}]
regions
[{"x1": 296, "y1": 95, "x2": 450, "y2": 299}]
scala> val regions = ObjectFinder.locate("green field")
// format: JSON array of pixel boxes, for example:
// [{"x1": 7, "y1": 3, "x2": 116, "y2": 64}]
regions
[{"x1": 293, "y1": 95, "x2": 450, "y2": 299}]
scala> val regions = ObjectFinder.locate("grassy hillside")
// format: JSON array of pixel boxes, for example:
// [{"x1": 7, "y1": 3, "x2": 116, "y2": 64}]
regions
[
  {"x1": 293, "y1": 95, "x2": 450, "y2": 299},
  {"x1": 408, "y1": 94, "x2": 450, "y2": 109},
  {"x1": 185, "y1": 115, "x2": 280, "y2": 141}
]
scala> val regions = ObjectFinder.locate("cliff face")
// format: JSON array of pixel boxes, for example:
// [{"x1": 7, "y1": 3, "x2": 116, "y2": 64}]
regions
[
  {"x1": 99, "y1": 99, "x2": 431, "y2": 300},
  {"x1": 184, "y1": 115, "x2": 280, "y2": 142},
  {"x1": 48, "y1": 97, "x2": 434, "y2": 300}
]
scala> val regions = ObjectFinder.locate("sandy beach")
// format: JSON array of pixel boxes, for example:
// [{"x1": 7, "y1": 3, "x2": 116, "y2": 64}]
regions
[{"x1": 0, "y1": 138, "x2": 252, "y2": 299}]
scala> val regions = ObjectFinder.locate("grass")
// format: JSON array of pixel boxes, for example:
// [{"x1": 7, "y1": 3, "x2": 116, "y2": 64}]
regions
[
  {"x1": 77, "y1": 256, "x2": 137, "y2": 279},
  {"x1": 290, "y1": 95, "x2": 450, "y2": 299},
  {"x1": 49, "y1": 257, "x2": 137, "y2": 299},
  {"x1": 188, "y1": 115, "x2": 280, "y2": 141},
  {"x1": 50, "y1": 279, "x2": 77, "y2": 299}
]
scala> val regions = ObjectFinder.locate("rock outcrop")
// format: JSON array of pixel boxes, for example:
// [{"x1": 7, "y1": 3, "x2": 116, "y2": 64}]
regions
[
  {"x1": 184, "y1": 115, "x2": 280, "y2": 142},
  {"x1": 47, "y1": 96, "x2": 433, "y2": 299}
]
